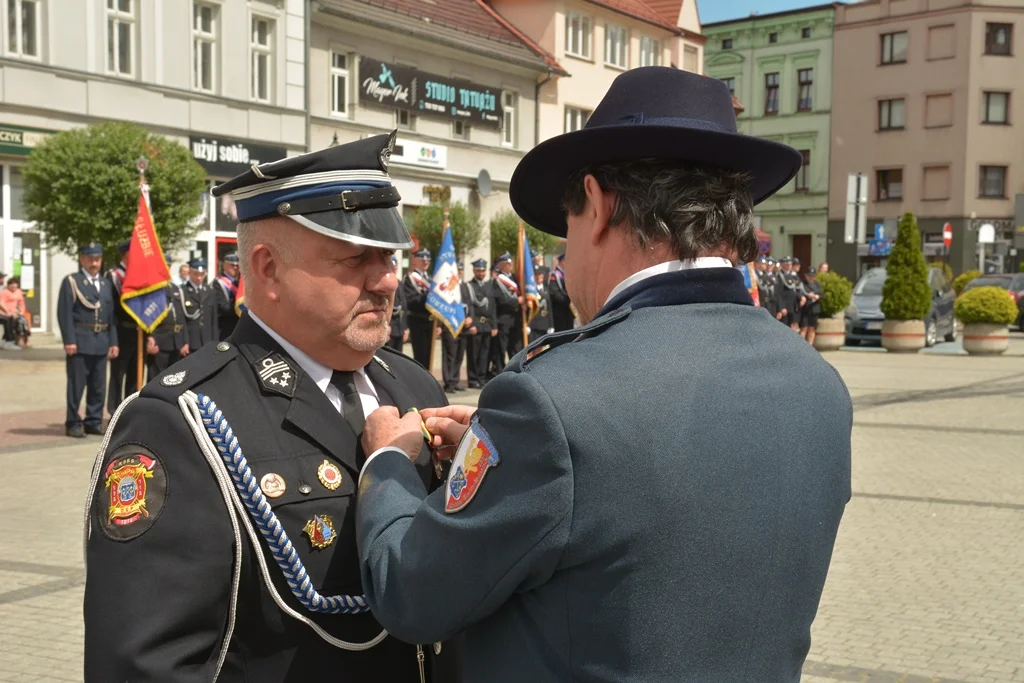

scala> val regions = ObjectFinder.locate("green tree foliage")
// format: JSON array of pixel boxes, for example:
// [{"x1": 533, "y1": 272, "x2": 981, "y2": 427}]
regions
[
  {"x1": 952, "y1": 270, "x2": 982, "y2": 294},
  {"x1": 22, "y1": 122, "x2": 207, "y2": 264},
  {"x1": 409, "y1": 202, "x2": 483, "y2": 258},
  {"x1": 880, "y1": 212, "x2": 931, "y2": 321},
  {"x1": 954, "y1": 286, "x2": 1018, "y2": 325},
  {"x1": 817, "y1": 271, "x2": 853, "y2": 318},
  {"x1": 489, "y1": 210, "x2": 561, "y2": 264}
]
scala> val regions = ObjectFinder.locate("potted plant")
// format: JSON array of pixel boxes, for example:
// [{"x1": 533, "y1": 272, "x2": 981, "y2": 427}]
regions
[
  {"x1": 954, "y1": 286, "x2": 1017, "y2": 355},
  {"x1": 952, "y1": 270, "x2": 981, "y2": 296},
  {"x1": 814, "y1": 271, "x2": 853, "y2": 352},
  {"x1": 880, "y1": 213, "x2": 932, "y2": 352}
]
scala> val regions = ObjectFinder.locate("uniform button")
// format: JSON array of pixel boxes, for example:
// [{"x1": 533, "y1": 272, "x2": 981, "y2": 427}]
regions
[
  {"x1": 217, "y1": 342, "x2": 230, "y2": 352},
  {"x1": 298, "y1": 484, "x2": 312, "y2": 495}
]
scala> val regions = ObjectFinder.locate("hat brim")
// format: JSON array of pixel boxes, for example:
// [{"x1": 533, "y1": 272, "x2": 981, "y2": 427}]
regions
[
  {"x1": 509, "y1": 126, "x2": 803, "y2": 238},
  {"x1": 288, "y1": 206, "x2": 414, "y2": 250}
]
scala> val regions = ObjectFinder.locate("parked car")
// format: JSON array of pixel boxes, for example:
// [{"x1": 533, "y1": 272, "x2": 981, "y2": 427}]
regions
[
  {"x1": 960, "y1": 273, "x2": 1024, "y2": 328},
  {"x1": 845, "y1": 267, "x2": 956, "y2": 346}
]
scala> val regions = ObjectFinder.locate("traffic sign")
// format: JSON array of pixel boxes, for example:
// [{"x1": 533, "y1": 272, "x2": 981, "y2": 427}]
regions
[{"x1": 943, "y1": 222, "x2": 952, "y2": 248}]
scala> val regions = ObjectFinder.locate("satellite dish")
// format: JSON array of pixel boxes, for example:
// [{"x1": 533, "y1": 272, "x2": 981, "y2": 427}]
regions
[{"x1": 476, "y1": 169, "x2": 492, "y2": 198}]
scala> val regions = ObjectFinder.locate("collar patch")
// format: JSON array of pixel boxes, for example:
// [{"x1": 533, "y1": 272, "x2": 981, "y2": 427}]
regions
[{"x1": 256, "y1": 352, "x2": 297, "y2": 397}]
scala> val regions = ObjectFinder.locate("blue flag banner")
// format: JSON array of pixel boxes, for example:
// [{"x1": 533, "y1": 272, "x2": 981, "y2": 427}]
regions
[
  {"x1": 517, "y1": 224, "x2": 540, "y2": 326},
  {"x1": 425, "y1": 224, "x2": 467, "y2": 337}
]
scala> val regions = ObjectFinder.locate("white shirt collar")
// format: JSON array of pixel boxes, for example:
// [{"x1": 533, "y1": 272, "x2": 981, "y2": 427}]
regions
[
  {"x1": 81, "y1": 268, "x2": 98, "y2": 283},
  {"x1": 248, "y1": 311, "x2": 370, "y2": 397},
  {"x1": 605, "y1": 257, "x2": 734, "y2": 305}
]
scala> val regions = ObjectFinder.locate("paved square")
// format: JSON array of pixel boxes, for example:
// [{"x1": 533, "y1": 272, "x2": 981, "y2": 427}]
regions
[{"x1": 1, "y1": 345, "x2": 1021, "y2": 682}]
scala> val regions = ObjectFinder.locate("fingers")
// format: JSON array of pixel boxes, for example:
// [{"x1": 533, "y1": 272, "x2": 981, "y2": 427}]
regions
[
  {"x1": 420, "y1": 405, "x2": 476, "y2": 424},
  {"x1": 369, "y1": 405, "x2": 401, "y2": 420},
  {"x1": 425, "y1": 416, "x2": 471, "y2": 446}
]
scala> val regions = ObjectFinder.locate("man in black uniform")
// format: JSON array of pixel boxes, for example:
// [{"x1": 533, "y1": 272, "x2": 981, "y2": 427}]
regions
[
  {"x1": 465, "y1": 258, "x2": 494, "y2": 388},
  {"x1": 777, "y1": 256, "x2": 802, "y2": 328},
  {"x1": 215, "y1": 251, "x2": 241, "y2": 341},
  {"x1": 440, "y1": 261, "x2": 473, "y2": 393},
  {"x1": 145, "y1": 276, "x2": 190, "y2": 381},
  {"x1": 756, "y1": 256, "x2": 777, "y2": 318},
  {"x1": 106, "y1": 239, "x2": 141, "y2": 413},
  {"x1": 84, "y1": 132, "x2": 454, "y2": 682},
  {"x1": 529, "y1": 266, "x2": 553, "y2": 343},
  {"x1": 58, "y1": 242, "x2": 119, "y2": 438},
  {"x1": 387, "y1": 255, "x2": 409, "y2": 352},
  {"x1": 181, "y1": 257, "x2": 218, "y2": 349},
  {"x1": 548, "y1": 254, "x2": 574, "y2": 332},
  {"x1": 402, "y1": 248, "x2": 432, "y2": 366},
  {"x1": 489, "y1": 252, "x2": 522, "y2": 378}
]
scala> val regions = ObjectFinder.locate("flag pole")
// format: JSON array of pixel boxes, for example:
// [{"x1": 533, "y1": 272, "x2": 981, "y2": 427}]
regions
[
  {"x1": 427, "y1": 207, "x2": 449, "y2": 375},
  {"x1": 518, "y1": 222, "x2": 529, "y2": 349},
  {"x1": 135, "y1": 157, "x2": 148, "y2": 390}
]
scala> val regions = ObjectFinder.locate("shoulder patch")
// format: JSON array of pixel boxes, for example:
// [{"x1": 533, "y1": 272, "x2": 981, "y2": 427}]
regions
[
  {"x1": 162, "y1": 370, "x2": 187, "y2": 386},
  {"x1": 95, "y1": 444, "x2": 168, "y2": 542},
  {"x1": 445, "y1": 418, "x2": 500, "y2": 514}
]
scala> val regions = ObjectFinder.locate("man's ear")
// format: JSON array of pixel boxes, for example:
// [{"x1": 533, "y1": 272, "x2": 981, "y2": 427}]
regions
[
  {"x1": 583, "y1": 174, "x2": 614, "y2": 247},
  {"x1": 249, "y1": 243, "x2": 282, "y2": 302}
]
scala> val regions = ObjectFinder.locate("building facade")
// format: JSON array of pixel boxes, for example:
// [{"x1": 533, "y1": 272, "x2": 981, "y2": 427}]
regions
[
  {"x1": 488, "y1": 0, "x2": 703, "y2": 144},
  {"x1": 309, "y1": 0, "x2": 562, "y2": 269},
  {"x1": 0, "y1": 0, "x2": 306, "y2": 334},
  {"x1": 827, "y1": 0, "x2": 1024, "y2": 279},
  {"x1": 704, "y1": 4, "x2": 839, "y2": 269}
]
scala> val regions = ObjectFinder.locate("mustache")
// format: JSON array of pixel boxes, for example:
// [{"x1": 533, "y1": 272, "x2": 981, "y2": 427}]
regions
[{"x1": 351, "y1": 295, "x2": 390, "y2": 315}]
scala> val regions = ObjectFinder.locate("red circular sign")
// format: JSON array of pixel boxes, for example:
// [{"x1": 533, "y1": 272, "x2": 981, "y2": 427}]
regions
[{"x1": 942, "y1": 222, "x2": 953, "y2": 248}]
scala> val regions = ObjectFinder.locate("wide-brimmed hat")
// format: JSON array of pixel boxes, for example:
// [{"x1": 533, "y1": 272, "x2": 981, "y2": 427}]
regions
[{"x1": 510, "y1": 67, "x2": 802, "y2": 238}]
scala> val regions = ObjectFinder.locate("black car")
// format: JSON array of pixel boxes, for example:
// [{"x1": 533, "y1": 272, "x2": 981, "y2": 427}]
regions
[{"x1": 845, "y1": 267, "x2": 957, "y2": 346}]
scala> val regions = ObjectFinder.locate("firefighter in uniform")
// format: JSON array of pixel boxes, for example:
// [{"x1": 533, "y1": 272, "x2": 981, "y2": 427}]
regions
[
  {"x1": 465, "y1": 258, "x2": 494, "y2": 389},
  {"x1": 106, "y1": 239, "x2": 141, "y2": 413},
  {"x1": 529, "y1": 266, "x2": 553, "y2": 344},
  {"x1": 215, "y1": 252, "x2": 241, "y2": 341},
  {"x1": 488, "y1": 253, "x2": 521, "y2": 378},
  {"x1": 548, "y1": 254, "x2": 574, "y2": 332},
  {"x1": 440, "y1": 261, "x2": 473, "y2": 393},
  {"x1": 402, "y1": 249, "x2": 433, "y2": 367},
  {"x1": 181, "y1": 257, "x2": 218, "y2": 350},
  {"x1": 83, "y1": 132, "x2": 456, "y2": 682},
  {"x1": 388, "y1": 256, "x2": 409, "y2": 352},
  {"x1": 145, "y1": 275, "x2": 190, "y2": 381}
]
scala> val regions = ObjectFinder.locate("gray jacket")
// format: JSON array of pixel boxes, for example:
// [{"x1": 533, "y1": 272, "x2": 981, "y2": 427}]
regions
[{"x1": 357, "y1": 267, "x2": 852, "y2": 683}]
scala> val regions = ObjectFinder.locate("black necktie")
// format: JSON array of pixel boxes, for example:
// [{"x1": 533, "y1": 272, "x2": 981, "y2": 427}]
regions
[{"x1": 330, "y1": 371, "x2": 365, "y2": 437}]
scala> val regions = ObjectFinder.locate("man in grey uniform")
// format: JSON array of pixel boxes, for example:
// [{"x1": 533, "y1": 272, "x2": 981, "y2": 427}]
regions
[{"x1": 354, "y1": 67, "x2": 853, "y2": 682}]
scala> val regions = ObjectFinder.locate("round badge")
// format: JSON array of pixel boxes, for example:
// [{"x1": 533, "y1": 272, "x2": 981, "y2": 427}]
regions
[
  {"x1": 96, "y1": 444, "x2": 168, "y2": 542},
  {"x1": 260, "y1": 472, "x2": 287, "y2": 499},
  {"x1": 317, "y1": 460, "x2": 342, "y2": 491},
  {"x1": 298, "y1": 484, "x2": 312, "y2": 495}
]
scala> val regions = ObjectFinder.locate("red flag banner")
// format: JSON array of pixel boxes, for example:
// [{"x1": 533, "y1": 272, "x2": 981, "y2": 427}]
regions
[
  {"x1": 235, "y1": 275, "x2": 246, "y2": 317},
  {"x1": 121, "y1": 187, "x2": 171, "y2": 333}
]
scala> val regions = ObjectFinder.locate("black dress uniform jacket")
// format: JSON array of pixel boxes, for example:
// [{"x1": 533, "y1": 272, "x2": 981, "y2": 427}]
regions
[
  {"x1": 215, "y1": 274, "x2": 240, "y2": 341},
  {"x1": 181, "y1": 280, "x2": 218, "y2": 349},
  {"x1": 146, "y1": 284, "x2": 191, "y2": 380},
  {"x1": 57, "y1": 271, "x2": 118, "y2": 355},
  {"x1": 548, "y1": 269, "x2": 573, "y2": 332},
  {"x1": 106, "y1": 265, "x2": 141, "y2": 411},
  {"x1": 84, "y1": 313, "x2": 453, "y2": 683},
  {"x1": 402, "y1": 270, "x2": 432, "y2": 365}
]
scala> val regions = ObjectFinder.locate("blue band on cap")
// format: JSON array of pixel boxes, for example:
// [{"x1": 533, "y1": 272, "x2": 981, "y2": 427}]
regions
[{"x1": 236, "y1": 181, "x2": 395, "y2": 222}]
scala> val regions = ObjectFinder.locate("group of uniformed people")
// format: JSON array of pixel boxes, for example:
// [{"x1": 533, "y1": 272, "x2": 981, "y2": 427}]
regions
[
  {"x1": 58, "y1": 240, "x2": 245, "y2": 437},
  {"x1": 755, "y1": 255, "x2": 825, "y2": 341}
]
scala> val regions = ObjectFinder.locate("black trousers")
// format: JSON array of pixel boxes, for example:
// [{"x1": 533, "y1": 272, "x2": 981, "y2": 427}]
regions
[
  {"x1": 506, "y1": 320, "x2": 525, "y2": 360},
  {"x1": 466, "y1": 332, "x2": 489, "y2": 386},
  {"x1": 408, "y1": 317, "x2": 433, "y2": 368},
  {"x1": 67, "y1": 353, "x2": 107, "y2": 428},
  {"x1": 441, "y1": 327, "x2": 467, "y2": 389},
  {"x1": 147, "y1": 349, "x2": 182, "y2": 384},
  {"x1": 488, "y1": 324, "x2": 510, "y2": 379},
  {"x1": 386, "y1": 335, "x2": 404, "y2": 353},
  {"x1": 107, "y1": 326, "x2": 140, "y2": 413}
]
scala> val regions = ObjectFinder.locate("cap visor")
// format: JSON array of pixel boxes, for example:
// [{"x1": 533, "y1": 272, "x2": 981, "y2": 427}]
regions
[{"x1": 288, "y1": 206, "x2": 414, "y2": 249}]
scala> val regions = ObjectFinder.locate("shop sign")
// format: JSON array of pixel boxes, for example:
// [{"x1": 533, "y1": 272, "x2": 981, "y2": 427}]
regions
[
  {"x1": 189, "y1": 135, "x2": 288, "y2": 177},
  {"x1": 359, "y1": 57, "x2": 503, "y2": 129},
  {"x1": 0, "y1": 124, "x2": 57, "y2": 156},
  {"x1": 391, "y1": 138, "x2": 448, "y2": 170}
]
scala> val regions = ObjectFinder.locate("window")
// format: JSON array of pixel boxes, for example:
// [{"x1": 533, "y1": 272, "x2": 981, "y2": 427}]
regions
[
  {"x1": 250, "y1": 16, "x2": 273, "y2": 102},
  {"x1": 7, "y1": 0, "x2": 40, "y2": 58},
  {"x1": 880, "y1": 31, "x2": 908, "y2": 64},
  {"x1": 923, "y1": 166, "x2": 950, "y2": 200},
  {"x1": 604, "y1": 24, "x2": 627, "y2": 68},
  {"x1": 722, "y1": 38, "x2": 733, "y2": 50},
  {"x1": 330, "y1": 51, "x2": 349, "y2": 118},
  {"x1": 106, "y1": 0, "x2": 135, "y2": 76},
  {"x1": 927, "y1": 24, "x2": 955, "y2": 59},
  {"x1": 795, "y1": 150, "x2": 811, "y2": 192},
  {"x1": 565, "y1": 12, "x2": 591, "y2": 59},
  {"x1": 193, "y1": 3, "x2": 217, "y2": 92},
  {"x1": 983, "y1": 92, "x2": 1009, "y2": 124},
  {"x1": 769, "y1": 32, "x2": 778, "y2": 44},
  {"x1": 720, "y1": 77, "x2": 735, "y2": 96},
  {"x1": 877, "y1": 169, "x2": 903, "y2": 200},
  {"x1": 979, "y1": 166, "x2": 1007, "y2": 197},
  {"x1": 797, "y1": 68, "x2": 813, "y2": 112},
  {"x1": 985, "y1": 23, "x2": 1012, "y2": 56},
  {"x1": 801, "y1": 27, "x2": 811, "y2": 39},
  {"x1": 502, "y1": 91, "x2": 517, "y2": 147},
  {"x1": 925, "y1": 93, "x2": 952, "y2": 128},
  {"x1": 396, "y1": 109, "x2": 415, "y2": 130},
  {"x1": 451, "y1": 120, "x2": 469, "y2": 140},
  {"x1": 639, "y1": 36, "x2": 661, "y2": 66},
  {"x1": 764, "y1": 72, "x2": 779, "y2": 115},
  {"x1": 683, "y1": 45, "x2": 697, "y2": 72},
  {"x1": 878, "y1": 98, "x2": 905, "y2": 130},
  {"x1": 565, "y1": 106, "x2": 590, "y2": 133}
]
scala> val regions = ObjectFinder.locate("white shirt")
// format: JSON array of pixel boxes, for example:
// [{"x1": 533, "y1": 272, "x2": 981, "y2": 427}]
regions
[
  {"x1": 80, "y1": 269, "x2": 101, "y2": 291},
  {"x1": 249, "y1": 311, "x2": 381, "y2": 419},
  {"x1": 605, "y1": 257, "x2": 734, "y2": 306}
]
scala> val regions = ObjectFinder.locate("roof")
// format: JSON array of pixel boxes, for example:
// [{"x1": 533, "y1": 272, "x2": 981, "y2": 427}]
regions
[
  {"x1": 703, "y1": 2, "x2": 842, "y2": 28},
  {"x1": 315, "y1": 0, "x2": 565, "y2": 74},
  {"x1": 584, "y1": 0, "x2": 681, "y2": 33}
]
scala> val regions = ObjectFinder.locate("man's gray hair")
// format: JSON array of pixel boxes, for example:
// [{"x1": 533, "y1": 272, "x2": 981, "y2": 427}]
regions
[
  {"x1": 560, "y1": 159, "x2": 757, "y2": 264},
  {"x1": 236, "y1": 218, "x2": 298, "y2": 281}
]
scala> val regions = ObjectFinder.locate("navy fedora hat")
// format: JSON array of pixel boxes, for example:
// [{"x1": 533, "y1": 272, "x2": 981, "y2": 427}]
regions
[{"x1": 510, "y1": 67, "x2": 802, "y2": 237}]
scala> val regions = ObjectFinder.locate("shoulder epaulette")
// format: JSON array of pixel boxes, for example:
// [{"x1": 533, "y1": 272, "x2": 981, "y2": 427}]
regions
[
  {"x1": 513, "y1": 307, "x2": 632, "y2": 371},
  {"x1": 141, "y1": 341, "x2": 239, "y2": 402}
]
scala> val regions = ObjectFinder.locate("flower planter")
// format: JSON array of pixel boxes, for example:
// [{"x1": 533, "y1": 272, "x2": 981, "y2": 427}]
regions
[
  {"x1": 813, "y1": 317, "x2": 845, "y2": 352},
  {"x1": 881, "y1": 319, "x2": 925, "y2": 353},
  {"x1": 961, "y1": 323, "x2": 1009, "y2": 355}
]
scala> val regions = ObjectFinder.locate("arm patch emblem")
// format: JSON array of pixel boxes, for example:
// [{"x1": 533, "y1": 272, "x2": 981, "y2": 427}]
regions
[
  {"x1": 445, "y1": 418, "x2": 500, "y2": 514},
  {"x1": 96, "y1": 444, "x2": 167, "y2": 542}
]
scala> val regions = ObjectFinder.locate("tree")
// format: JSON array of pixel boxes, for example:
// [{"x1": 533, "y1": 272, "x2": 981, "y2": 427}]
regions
[
  {"x1": 489, "y1": 210, "x2": 562, "y2": 264},
  {"x1": 409, "y1": 202, "x2": 483, "y2": 258},
  {"x1": 880, "y1": 212, "x2": 931, "y2": 321},
  {"x1": 22, "y1": 122, "x2": 207, "y2": 264}
]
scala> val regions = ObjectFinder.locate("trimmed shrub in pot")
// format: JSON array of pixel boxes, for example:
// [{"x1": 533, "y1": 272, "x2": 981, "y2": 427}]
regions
[
  {"x1": 955, "y1": 286, "x2": 1017, "y2": 355},
  {"x1": 814, "y1": 272, "x2": 853, "y2": 352},
  {"x1": 952, "y1": 270, "x2": 982, "y2": 295},
  {"x1": 880, "y1": 213, "x2": 931, "y2": 353}
]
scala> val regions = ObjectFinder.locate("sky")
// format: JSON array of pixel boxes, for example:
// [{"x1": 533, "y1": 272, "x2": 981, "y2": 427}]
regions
[{"x1": 697, "y1": 0, "x2": 844, "y2": 25}]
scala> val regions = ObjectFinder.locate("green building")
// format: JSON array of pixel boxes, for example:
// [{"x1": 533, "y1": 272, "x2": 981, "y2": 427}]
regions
[{"x1": 704, "y1": 4, "x2": 838, "y2": 268}]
